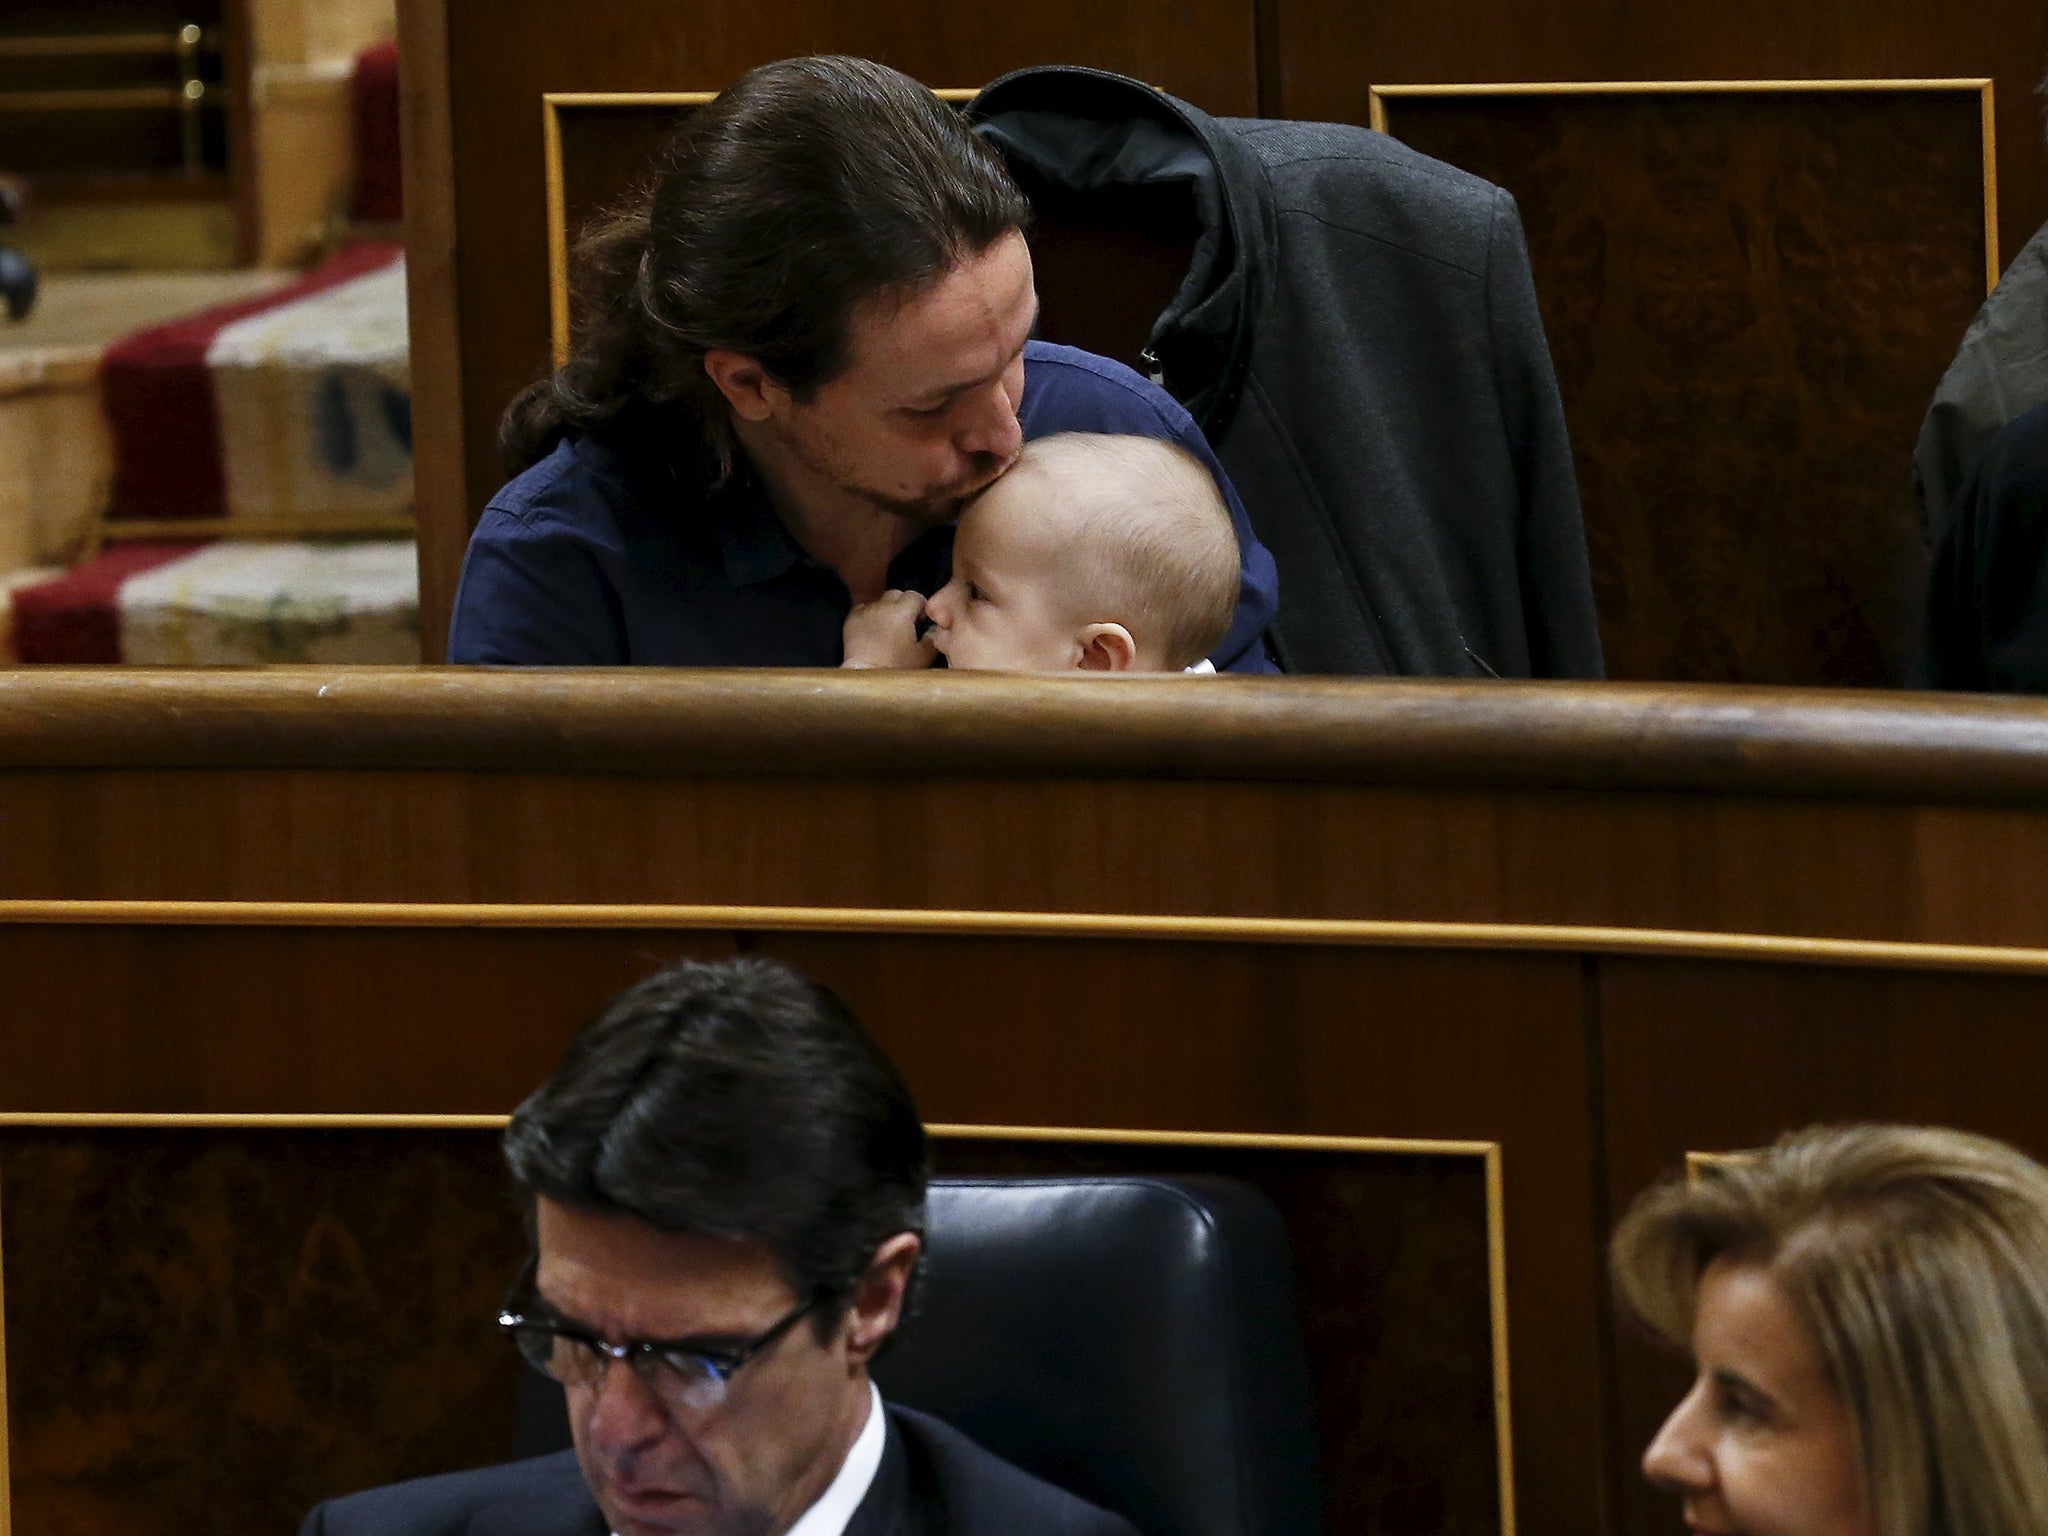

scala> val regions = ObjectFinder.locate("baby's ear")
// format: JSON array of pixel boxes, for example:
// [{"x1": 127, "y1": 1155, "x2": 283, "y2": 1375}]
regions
[{"x1": 1076, "y1": 623, "x2": 1138, "y2": 672}]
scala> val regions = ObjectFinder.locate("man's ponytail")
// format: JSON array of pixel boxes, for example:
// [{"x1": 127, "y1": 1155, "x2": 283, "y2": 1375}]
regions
[{"x1": 494, "y1": 57, "x2": 1030, "y2": 481}]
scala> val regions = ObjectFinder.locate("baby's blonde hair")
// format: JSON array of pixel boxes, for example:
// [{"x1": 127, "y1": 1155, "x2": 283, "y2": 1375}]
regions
[
  {"x1": 1612, "y1": 1123, "x2": 2048, "y2": 1536},
  {"x1": 986, "y1": 433, "x2": 1239, "y2": 670}
]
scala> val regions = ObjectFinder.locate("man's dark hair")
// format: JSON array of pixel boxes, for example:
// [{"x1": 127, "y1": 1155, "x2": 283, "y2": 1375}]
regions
[
  {"x1": 500, "y1": 56, "x2": 1032, "y2": 475},
  {"x1": 504, "y1": 956, "x2": 928, "y2": 1328}
]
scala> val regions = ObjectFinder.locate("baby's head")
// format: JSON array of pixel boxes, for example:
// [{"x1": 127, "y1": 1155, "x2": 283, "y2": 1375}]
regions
[{"x1": 924, "y1": 433, "x2": 1239, "y2": 672}]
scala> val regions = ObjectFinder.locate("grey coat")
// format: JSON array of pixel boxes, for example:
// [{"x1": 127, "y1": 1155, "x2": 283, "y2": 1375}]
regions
[
  {"x1": 1914, "y1": 218, "x2": 2048, "y2": 546},
  {"x1": 971, "y1": 67, "x2": 1604, "y2": 678}
]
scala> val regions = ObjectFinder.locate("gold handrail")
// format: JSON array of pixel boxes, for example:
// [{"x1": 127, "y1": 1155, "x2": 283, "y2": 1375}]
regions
[
  {"x1": 0, "y1": 28, "x2": 219, "y2": 59},
  {"x1": 0, "y1": 85, "x2": 222, "y2": 113}
]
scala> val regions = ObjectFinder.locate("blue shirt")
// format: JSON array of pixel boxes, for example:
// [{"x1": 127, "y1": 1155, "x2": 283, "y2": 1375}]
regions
[{"x1": 448, "y1": 341, "x2": 1280, "y2": 671}]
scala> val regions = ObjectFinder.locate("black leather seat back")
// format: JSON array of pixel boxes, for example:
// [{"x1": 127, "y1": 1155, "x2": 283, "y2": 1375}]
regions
[{"x1": 873, "y1": 1176, "x2": 1323, "y2": 1536}]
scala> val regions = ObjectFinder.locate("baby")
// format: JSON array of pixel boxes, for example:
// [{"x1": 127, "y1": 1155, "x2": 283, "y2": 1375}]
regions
[{"x1": 842, "y1": 432, "x2": 1240, "y2": 673}]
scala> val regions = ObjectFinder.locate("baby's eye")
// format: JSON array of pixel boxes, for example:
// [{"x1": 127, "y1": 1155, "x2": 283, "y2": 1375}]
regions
[{"x1": 967, "y1": 582, "x2": 987, "y2": 602}]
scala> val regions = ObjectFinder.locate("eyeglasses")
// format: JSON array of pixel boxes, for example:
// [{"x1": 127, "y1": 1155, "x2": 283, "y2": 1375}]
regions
[{"x1": 498, "y1": 1271, "x2": 820, "y2": 1416}]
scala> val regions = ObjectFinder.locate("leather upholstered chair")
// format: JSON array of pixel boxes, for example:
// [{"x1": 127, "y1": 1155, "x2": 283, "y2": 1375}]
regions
[{"x1": 511, "y1": 1175, "x2": 1325, "y2": 1536}]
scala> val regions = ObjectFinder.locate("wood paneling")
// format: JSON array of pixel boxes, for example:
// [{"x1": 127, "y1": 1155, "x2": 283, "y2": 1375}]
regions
[
  {"x1": 931, "y1": 1135, "x2": 1505, "y2": 1536},
  {"x1": 15, "y1": 676, "x2": 2048, "y2": 1532},
  {"x1": 546, "y1": 96, "x2": 1194, "y2": 380},
  {"x1": 1377, "y1": 86, "x2": 1988, "y2": 686},
  {"x1": 1274, "y1": 1, "x2": 2048, "y2": 270},
  {"x1": 1274, "y1": 1, "x2": 2047, "y2": 686},
  {"x1": 20, "y1": 766, "x2": 2048, "y2": 946},
  {"x1": 0, "y1": 926, "x2": 732, "y2": 1112},
  {"x1": 0, "y1": 1123, "x2": 1504, "y2": 1536},
  {"x1": 754, "y1": 934, "x2": 1598, "y2": 1536},
  {"x1": 0, "y1": 1127, "x2": 527, "y2": 1536},
  {"x1": 394, "y1": 0, "x2": 465, "y2": 662},
  {"x1": 16, "y1": 770, "x2": 2048, "y2": 943},
  {"x1": 408, "y1": 1, "x2": 1259, "y2": 661}
]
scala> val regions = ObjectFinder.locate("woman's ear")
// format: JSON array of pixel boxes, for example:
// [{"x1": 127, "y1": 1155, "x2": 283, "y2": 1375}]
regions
[
  {"x1": 1076, "y1": 622, "x2": 1138, "y2": 672},
  {"x1": 703, "y1": 350, "x2": 778, "y2": 422}
]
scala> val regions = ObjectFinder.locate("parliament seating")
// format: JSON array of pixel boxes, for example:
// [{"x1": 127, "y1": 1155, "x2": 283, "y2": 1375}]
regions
[
  {"x1": 8, "y1": 668, "x2": 2048, "y2": 1535},
  {"x1": 9, "y1": 0, "x2": 2048, "y2": 1527},
  {"x1": 0, "y1": 1119, "x2": 1475, "y2": 1536},
  {"x1": 873, "y1": 1178, "x2": 1323, "y2": 1536},
  {"x1": 395, "y1": 0, "x2": 2046, "y2": 684},
  {"x1": 511, "y1": 1177, "x2": 1327, "y2": 1536}
]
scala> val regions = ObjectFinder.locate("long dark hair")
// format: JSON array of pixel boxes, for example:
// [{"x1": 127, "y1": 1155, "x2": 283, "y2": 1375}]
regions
[{"x1": 500, "y1": 56, "x2": 1031, "y2": 476}]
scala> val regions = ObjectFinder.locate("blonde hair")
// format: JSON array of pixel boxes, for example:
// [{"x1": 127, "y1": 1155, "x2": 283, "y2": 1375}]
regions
[
  {"x1": 1611, "y1": 1124, "x2": 2048, "y2": 1536},
  {"x1": 987, "y1": 433, "x2": 1239, "y2": 669}
]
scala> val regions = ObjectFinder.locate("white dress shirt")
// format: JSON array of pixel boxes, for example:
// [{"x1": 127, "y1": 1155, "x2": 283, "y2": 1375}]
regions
[{"x1": 783, "y1": 1382, "x2": 887, "y2": 1536}]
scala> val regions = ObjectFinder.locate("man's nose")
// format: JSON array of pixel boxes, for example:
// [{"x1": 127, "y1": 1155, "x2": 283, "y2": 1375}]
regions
[
  {"x1": 954, "y1": 380, "x2": 1023, "y2": 462},
  {"x1": 580, "y1": 1357, "x2": 669, "y2": 1458},
  {"x1": 1641, "y1": 1380, "x2": 1714, "y2": 1495}
]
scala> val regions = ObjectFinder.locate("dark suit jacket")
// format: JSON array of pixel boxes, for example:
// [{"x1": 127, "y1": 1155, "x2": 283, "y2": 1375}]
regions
[{"x1": 298, "y1": 1402, "x2": 1140, "y2": 1536}]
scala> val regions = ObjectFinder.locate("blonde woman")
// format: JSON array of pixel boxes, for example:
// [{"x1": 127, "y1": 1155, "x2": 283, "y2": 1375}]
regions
[{"x1": 1610, "y1": 1124, "x2": 2048, "y2": 1536}]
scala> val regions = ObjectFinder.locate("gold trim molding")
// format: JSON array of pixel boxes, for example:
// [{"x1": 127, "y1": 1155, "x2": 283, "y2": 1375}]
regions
[
  {"x1": 10, "y1": 898, "x2": 2048, "y2": 978},
  {"x1": 0, "y1": 1114, "x2": 1513, "y2": 1536},
  {"x1": 97, "y1": 514, "x2": 416, "y2": 544},
  {"x1": 1367, "y1": 78, "x2": 2002, "y2": 294},
  {"x1": 543, "y1": 88, "x2": 981, "y2": 367}
]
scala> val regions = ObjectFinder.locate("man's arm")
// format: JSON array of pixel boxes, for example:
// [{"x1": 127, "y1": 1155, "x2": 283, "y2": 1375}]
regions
[
  {"x1": 447, "y1": 509, "x2": 628, "y2": 665},
  {"x1": 1165, "y1": 424, "x2": 1280, "y2": 674}
]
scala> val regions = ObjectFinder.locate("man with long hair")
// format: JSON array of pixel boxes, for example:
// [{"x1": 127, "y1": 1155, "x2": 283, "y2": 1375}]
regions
[{"x1": 449, "y1": 56, "x2": 1277, "y2": 672}]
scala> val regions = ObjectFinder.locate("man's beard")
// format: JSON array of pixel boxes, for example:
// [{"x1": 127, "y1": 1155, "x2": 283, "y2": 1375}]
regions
[
  {"x1": 778, "y1": 427, "x2": 1008, "y2": 529},
  {"x1": 850, "y1": 481, "x2": 973, "y2": 528}
]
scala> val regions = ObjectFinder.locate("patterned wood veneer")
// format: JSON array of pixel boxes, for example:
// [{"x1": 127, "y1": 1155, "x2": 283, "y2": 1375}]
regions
[
  {"x1": 0, "y1": 1129, "x2": 527, "y2": 1535},
  {"x1": 1380, "y1": 87, "x2": 1991, "y2": 686},
  {"x1": 0, "y1": 1124, "x2": 1502, "y2": 1536}
]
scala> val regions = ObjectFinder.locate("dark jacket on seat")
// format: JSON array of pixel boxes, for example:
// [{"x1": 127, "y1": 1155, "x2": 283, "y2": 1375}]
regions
[
  {"x1": 970, "y1": 66, "x2": 1604, "y2": 679},
  {"x1": 297, "y1": 1402, "x2": 1140, "y2": 1536},
  {"x1": 1924, "y1": 400, "x2": 2048, "y2": 691}
]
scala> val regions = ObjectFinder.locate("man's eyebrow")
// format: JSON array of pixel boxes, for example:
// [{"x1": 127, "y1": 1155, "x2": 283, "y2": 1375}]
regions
[{"x1": 901, "y1": 299, "x2": 1040, "y2": 409}]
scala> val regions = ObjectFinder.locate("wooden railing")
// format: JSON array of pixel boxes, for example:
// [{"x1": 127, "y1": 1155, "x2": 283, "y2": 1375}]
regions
[{"x1": 8, "y1": 667, "x2": 2048, "y2": 1536}]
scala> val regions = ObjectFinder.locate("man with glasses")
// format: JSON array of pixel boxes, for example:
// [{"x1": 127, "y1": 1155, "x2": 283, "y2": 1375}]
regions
[{"x1": 297, "y1": 957, "x2": 1135, "y2": 1536}]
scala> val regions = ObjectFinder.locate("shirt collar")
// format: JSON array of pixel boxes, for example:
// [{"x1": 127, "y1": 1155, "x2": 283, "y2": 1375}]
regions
[
  {"x1": 712, "y1": 462, "x2": 812, "y2": 589},
  {"x1": 712, "y1": 460, "x2": 958, "y2": 596},
  {"x1": 783, "y1": 1382, "x2": 887, "y2": 1536}
]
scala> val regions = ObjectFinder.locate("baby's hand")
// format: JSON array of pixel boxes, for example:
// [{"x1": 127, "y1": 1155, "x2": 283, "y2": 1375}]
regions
[{"x1": 841, "y1": 590, "x2": 937, "y2": 669}]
